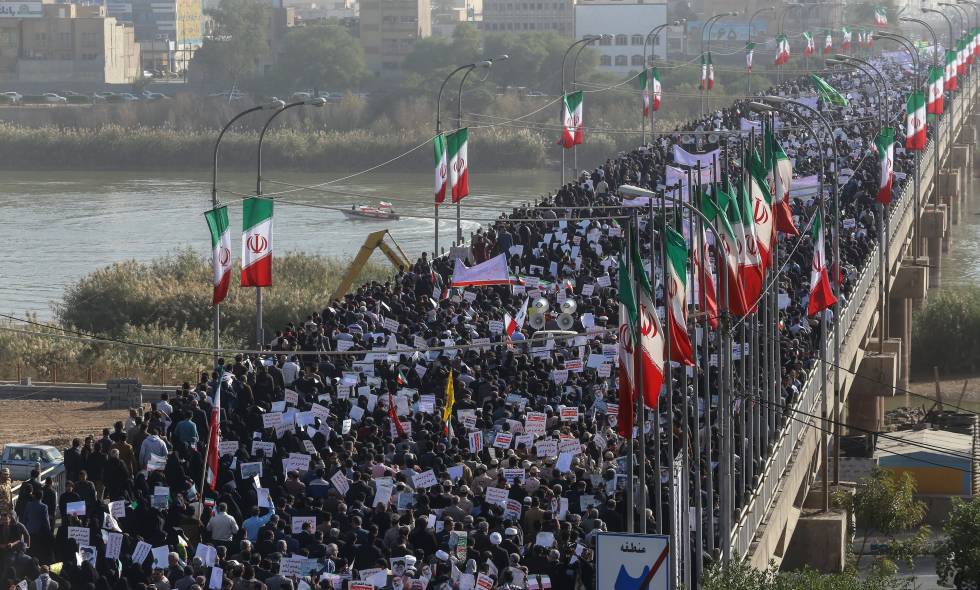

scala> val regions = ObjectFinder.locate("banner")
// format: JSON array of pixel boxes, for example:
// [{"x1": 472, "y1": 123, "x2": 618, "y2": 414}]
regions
[{"x1": 451, "y1": 253, "x2": 512, "y2": 287}]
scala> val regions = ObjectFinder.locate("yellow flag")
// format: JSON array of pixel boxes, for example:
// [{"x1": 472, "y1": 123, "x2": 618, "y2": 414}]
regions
[{"x1": 442, "y1": 370, "x2": 455, "y2": 425}]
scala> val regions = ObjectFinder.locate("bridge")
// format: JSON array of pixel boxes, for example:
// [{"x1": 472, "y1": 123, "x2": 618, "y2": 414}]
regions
[{"x1": 736, "y1": 82, "x2": 978, "y2": 569}]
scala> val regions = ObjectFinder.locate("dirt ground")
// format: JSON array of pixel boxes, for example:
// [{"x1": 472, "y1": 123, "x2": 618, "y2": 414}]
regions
[
  {"x1": 0, "y1": 399, "x2": 135, "y2": 449},
  {"x1": 907, "y1": 375, "x2": 980, "y2": 404}
]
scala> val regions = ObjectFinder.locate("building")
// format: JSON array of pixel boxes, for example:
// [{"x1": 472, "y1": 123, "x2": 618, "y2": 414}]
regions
[
  {"x1": 480, "y1": 0, "x2": 574, "y2": 36},
  {"x1": 0, "y1": 3, "x2": 141, "y2": 83},
  {"x1": 875, "y1": 428, "x2": 978, "y2": 497},
  {"x1": 431, "y1": 0, "x2": 480, "y2": 38},
  {"x1": 574, "y1": 0, "x2": 666, "y2": 74},
  {"x1": 359, "y1": 0, "x2": 431, "y2": 73},
  {"x1": 284, "y1": 0, "x2": 358, "y2": 22},
  {"x1": 107, "y1": 0, "x2": 201, "y2": 73}
]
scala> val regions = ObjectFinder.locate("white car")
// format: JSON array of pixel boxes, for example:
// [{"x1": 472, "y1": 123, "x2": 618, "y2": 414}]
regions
[
  {"x1": 42, "y1": 93, "x2": 67, "y2": 103},
  {"x1": 1, "y1": 91, "x2": 21, "y2": 102},
  {"x1": 1, "y1": 444, "x2": 63, "y2": 481}
]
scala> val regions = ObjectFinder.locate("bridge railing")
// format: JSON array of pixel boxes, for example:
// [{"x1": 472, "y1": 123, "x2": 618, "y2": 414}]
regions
[{"x1": 727, "y1": 79, "x2": 974, "y2": 556}]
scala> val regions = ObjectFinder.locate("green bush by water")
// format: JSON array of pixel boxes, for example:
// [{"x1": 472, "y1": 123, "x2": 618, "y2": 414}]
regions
[{"x1": 911, "y1": 286, "x2": 980, "y2": 376}]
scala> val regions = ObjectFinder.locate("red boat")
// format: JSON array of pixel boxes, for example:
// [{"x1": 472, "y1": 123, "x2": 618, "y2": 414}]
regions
[{"x1": 341, "y1": 201, "x2": 400, "y2": 220}]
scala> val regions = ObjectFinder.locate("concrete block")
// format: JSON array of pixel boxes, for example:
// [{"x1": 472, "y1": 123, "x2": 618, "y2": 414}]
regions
[
  {"x1": 851, "y1": 349, "x2": 898, "y2": 398},
  {"x1": 940, "y1": 169, "x2": 960, "y2": 195},
  {"x1": 892, "y1": 264, "x2": 928, "y2": 300},
  {"x1": 920, "y1": 206, "x2": 947, "y2": 239},
  {"x1": 782, "y1": 509, "x2": 848, "y2": 573},
  {"x1": 953, "y1": 144, "x2": 971, "y2": 169}
]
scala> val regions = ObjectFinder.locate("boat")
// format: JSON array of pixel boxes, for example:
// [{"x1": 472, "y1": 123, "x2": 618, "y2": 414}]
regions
[{"x1": 341, "y1": 201, "x2": 400, "y2": 221}]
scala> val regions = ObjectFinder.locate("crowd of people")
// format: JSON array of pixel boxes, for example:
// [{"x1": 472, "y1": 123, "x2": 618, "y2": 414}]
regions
[{"x1": 0, "y1": 54, "x2": 937, "y2": 590}]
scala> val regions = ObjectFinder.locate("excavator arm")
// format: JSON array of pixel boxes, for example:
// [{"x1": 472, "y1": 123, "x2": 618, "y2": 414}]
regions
[{"x1": 330, "y1": 230, "x2": 411, "y2": 302}]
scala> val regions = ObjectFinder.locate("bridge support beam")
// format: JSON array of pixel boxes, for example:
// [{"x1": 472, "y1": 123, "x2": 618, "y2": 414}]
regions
[
  {"x1": 920, "y1": 206, "x2": 947, "y2": 288},
  {"x1": 782, "y1": 507, "x2": 848, "y2": 573},
  {"x1": 847, "y1": 350, "x2": 898, "y2": 434}
]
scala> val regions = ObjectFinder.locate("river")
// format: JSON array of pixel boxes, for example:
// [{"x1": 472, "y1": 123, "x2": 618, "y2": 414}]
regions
[{"x1": 0, "y1": 169, "x2": 557, "y2": 319}]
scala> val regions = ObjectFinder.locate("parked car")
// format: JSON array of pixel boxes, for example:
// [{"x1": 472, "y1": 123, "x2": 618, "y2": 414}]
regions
[
  {"x1": 1, "y1": 444, "x2": 63, "y2": 481},
  {"x1": 1, "y1": 91, "x2": 22, "y2": 103},
  {"x1": 42, "y1": 93, "x2": 67, "y2": 103}
]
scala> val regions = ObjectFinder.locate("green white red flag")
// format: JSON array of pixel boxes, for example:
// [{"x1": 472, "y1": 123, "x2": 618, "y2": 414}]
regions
[
  {"x1": 735, "y1": 180, "x2": 765, "y2": 311},
  {"x1": 241, "y1": 197, "x2": 273, "y2": 287},
  {"x1": 447, "y1": 127, "x2": 469, "y2": 203},
  {"x1": 873, "y1": 6, "x2": 887, "y2": 26},
  {"x1": 558, "y1": 91, "x2": 583, "y2": 148},
  {"x1": 434, "y1": 133, "x2": 448, "y2": 203},
  {"x1": 748, "y1": 149, "x2": 774, "y2": 268},
  {"x1": 905, "y1": 91, "x2": 926, "y2": 151},
  {"x1": 702, "y1": 186, "x2": 750, "y2": 316},
  {"x1": 746, "y1": 42, "x2": 755, "y2": 71},
  {"x1": 807, "y1": 207, "x2": 838, "y2": 317},
  {"x1": 945, "y1": 50, "x2": 958, "y2": 91},
  {"x1": 650, "y1": 67, "x2": 661, "y2": 112},
  {"x1": 204, "y1": 205, "x2": 232, "y2": 305},
  {"x1": 205, "y1": 372, "x2": 221, "y2": 490},
  {"x1": 764, "y1": 121, "x2": 799, "y2": 236},
  {"x1": 775, "y1": 34, "x2": 790, "y2": 65},
  {"x1": 842, "y1": 27, "x2": 852, "y2": 50},
  {"x1": 803, "y1": 32, "x2": 815, "y2": 56},
  {"x1": 823, "y1": 30, "x2": 832, "y2": 54},
  {"x1": 875, "y1": 127, "x2": 894, "y2": 205},
  {"x1": 927, "y1": 65, "x2": 944, "y2": 115},
  {"x1": 664, "y1": 226, "x2": 694, "y2": 365}
]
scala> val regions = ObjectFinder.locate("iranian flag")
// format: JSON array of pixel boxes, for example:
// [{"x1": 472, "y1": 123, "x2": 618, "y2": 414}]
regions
[
  {"x1": 806, "y1": 207, "x2": 838, "y2": 317},
  {"x1": 434, "y1": 133, "x2": 448, "y2": 203},
  {"x1": 746, "y1": 42, "x2": 755, "y2": 71},
  {"x1": 875, "y1": 127, "x2": 895, "y2": 205},
  {"x1": 204, "y1": 205, "x2": 232, "y2": 305},
  {"x1": 665, "y1": 226, "x2": 694, "y2": 365},
  {"x1": 617, "y1": 228, "x2": 665, "y2": 415},
  {"x1": 447, "y1": 127, "x2": 469, "y2": 203},
  {"x1": 957, "y1": 39, "x2": 967, "y2": 76},
  {"x1": 906, "y1": 91, "x2": 926, "y2": 151},
  {"x1": 823, "y1": 30, "x2": 833, "y2": 54},
  {"x1": 707, "y1": 52, "x2": 715, "y2": 89},
  {"x1": 702, "y1": 186, "x2": 750, "y2": 316},
  {"x1": 748, "y1": 149, "x2": 774, "y2": 268},
  {"x1": 968, "y1": 33, "x2": 976, "y2": 65},
  {"x1": 867, "y1": 28, "x2": 874, "y2": 49},
  {"x1": 735, "y1": 180, "x2": 765, "y2": 310},
  {"x1": 504, "y1": 297, "x2": 529, "y2": 339},
  {"x1": 241, "y1": 197, "x2": 273, "y2": 287},
  {"x1": 842, "y1": 27, "x2": 852, "y2": 50},
  {"x1": 946, "y1": 50, "x2": 958, "y2": 91},
  {"x1": 650, "y1": 67, "x2": 662, "y2": 111},
  {"x1": 927, "y1": 65, "x2": 944, "y2": 115},
  {"x1": 558, "y1": 91, "x2": 583, "y2": 148},
  {"x1": 690, "y1": 222, "x2": 719, "y2": 329},
  {"x1": 639, "y1": 68, "x2": 651, "y2": 116},
  {"x1": 700, "y1": 54, "x2": 708, "y2": 89},
  {"x1": 975, "y1": 27, "x2": 980, "y2": 57},
  {"x1": 205, "y1": 374, "x2": 222, "y2": 491},
  {"x1": 803, "y1": 32, "x2": 815, "y2": 56},
  {"x1": 873, "y1": 6, "x2": 887, "y2": 26},
  {"x1": 765, "y1": 122, "x2": 799, "y2": 236},
  {"x1": 775, "y1": 34, "x2": 791, "y2": 65}
]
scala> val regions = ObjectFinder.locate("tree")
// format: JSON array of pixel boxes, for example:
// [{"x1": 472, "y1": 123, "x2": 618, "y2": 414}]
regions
[
  {"x1": 936, "y1": 497, "x2": 980, "y2": 588},
  {"x1": 271, "y1": 25, "x2": 369, "y2": 92},
  {"x1": 191, "y1": 0, "x2": 271, "y2": 83},
  {"x1": 482, "y1": 31, "x2": 597, "y2": 94},
  {"x1": 843, "y1": 469, "x2": 929, "y2": 571},
  {"x1": 702, "y1": 559, "x2": 905, "y2": 590}
]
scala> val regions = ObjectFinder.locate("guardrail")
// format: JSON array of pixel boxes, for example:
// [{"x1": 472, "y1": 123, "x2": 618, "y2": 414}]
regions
[
  {"x1": 729, "y1": 80, "x2": 974, "y2": 557},
  {"x1": 9, "y1": 463, "x2": 67, "y2": 508}
]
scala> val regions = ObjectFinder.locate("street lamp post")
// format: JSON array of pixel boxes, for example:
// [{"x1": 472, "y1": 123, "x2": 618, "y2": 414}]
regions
[
  {"x1": 875, "y1": 31, "x2": 923, "y2": 259},
  {"x1": 209, "y1": 100, "x2": 283, "y2": 364},
  {"x1": 641, "y1": 21, "x2": 680, "y2": 146},
  {"x1": 700, "y1": 12, "x2": 737, "y2": 117},
  {"x1": 560, "y1": 36, "x2": 606, "y2": 185},
  {"x1": 902, "y1": 16, "x2": 942, "y2": 246},
  {"x1": 454, "y1": 55, "x2": 508, "y2": 244},
  {"x1": 958, "y1": 1, "x2": 980, "y2": 99},
  {"x1": 435, "y1": 60, "x2": 492, "y2": 256},
  {"x1": 572, "y1": 37, "x2": 606, "y2": 178},
  {"x1": 778, "y1": 4, "x2": 804, "y2": 82},
  {"x1": 252, "y1": 97, "x2": 325, "y2": 349},
  {"x1": 747, "y1": 7, "x2": 775, "y2": 96},
  {"x1": 924, "y1": 8, "x2": 957, "y2": 133},
  {"x1": 756, "y1": 95, "x2": 841, "y2": 507}
]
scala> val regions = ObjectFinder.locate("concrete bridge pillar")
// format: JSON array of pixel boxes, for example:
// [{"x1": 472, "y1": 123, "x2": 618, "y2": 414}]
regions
[
  {"x1": 846, "y1": 350, "x2": 898, "y2": 433},
  {"x1": 920, "y1": 206, "x2": 947, "y2": 288}
]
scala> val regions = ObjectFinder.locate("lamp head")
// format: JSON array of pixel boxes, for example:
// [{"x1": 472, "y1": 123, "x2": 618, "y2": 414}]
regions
[
  {"x1": 476, "y1": 60, "x2": 492, "y2": 68},
  {"x1": 762, "y1": 95, "x2": 789, "y2": 105},
  {"x1": 492, "y1": 54, "x2": 510, "y2": 62},
  {"x1": 265, "y1": 99, "x2": 286, "y2": 110},
  {"x1": 832, "y1": 53, "x2": 852, "y2": 60},
  {"x1": 747, "y1": 101, "x2": 776, "y2": 113},
  {"x1": 825, "y1": 57, "x2": 846, "y2": 65}
]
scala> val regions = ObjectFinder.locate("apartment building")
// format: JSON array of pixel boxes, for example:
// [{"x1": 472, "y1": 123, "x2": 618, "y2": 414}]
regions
[
  {"x1": 481, "y1": 0, "x2": 574, "y2": 36},
  {"x1": 360, "y1": 0, "x2": 431, "y2": 73}
]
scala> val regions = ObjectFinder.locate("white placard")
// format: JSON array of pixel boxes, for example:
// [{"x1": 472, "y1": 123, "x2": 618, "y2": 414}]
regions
[{"x1": 413, "y1": 469, "x2": 438, "y2": 489}]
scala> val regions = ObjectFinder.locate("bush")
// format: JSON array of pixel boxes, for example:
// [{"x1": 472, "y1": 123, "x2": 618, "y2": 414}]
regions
[
  {"x1": 57, "y1": 249, "x2": 395, "y2": 346},
  {"x1": 911, "y1": 286, "x2": 980, "y2": 376}
]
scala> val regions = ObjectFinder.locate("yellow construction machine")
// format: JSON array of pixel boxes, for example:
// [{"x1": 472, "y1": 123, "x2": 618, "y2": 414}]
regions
[{"x1": 330, "y1": 229, "x2": 412, "y2": 302}]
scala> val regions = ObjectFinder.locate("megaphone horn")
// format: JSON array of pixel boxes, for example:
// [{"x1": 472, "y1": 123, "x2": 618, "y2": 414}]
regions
[{"x1": 557, "y1": 313, "x2": 575, "y2": 331}]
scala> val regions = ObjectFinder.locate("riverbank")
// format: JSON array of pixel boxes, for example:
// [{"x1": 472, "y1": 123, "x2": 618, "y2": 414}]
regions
[{"x1": 0, "y1": 122, "x2": 642, "y2": 172}]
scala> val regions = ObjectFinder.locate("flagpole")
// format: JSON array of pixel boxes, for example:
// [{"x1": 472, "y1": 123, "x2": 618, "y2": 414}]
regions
[
  {"x1": 703, "y1": 159, "x2": 717, "y2": 558},
  {"x1": 659, "y1": 186, "x2": 677, "y2": 587},
  {"x1": 691, "y1": 168, "x2": 705, "y2": 579},
  {"x1": 632, "y1": 210, "x2": 648, "y2": 535},
  {"x1": 678, "y1": 173, "x2": 695, "y2": 585},
  {"x1": 649, "y1": 201, "x2": 664, "y2": 536},
  {"x1": 624, "y1": 219, "x2": 636, "y2": 535}
]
